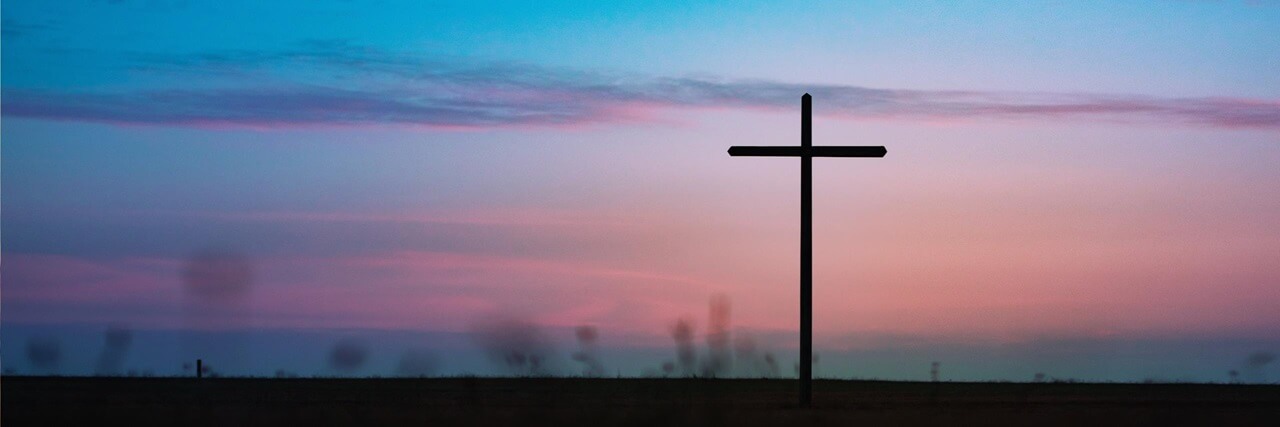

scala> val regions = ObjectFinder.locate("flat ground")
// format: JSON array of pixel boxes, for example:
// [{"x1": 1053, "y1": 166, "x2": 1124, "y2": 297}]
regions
[{"x1": 4, "y1": 377, "x2": 1279, "y2": 426}]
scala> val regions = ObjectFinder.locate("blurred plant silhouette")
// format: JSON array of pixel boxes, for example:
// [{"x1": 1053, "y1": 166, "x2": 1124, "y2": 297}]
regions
[
  {"x1": 471, "y1": 316, "x2": 557, "y2": 376},
  {"x1": 701, "y1": 294, "x2": 732, "y2": 378},
  {"x1": 571, "y1": 325, "x2": 605, "y2": 377},
  {"x1": 25, "y1": 336, "x2": 62, "y2": 373},
  {"x1": 94, "y1": 325, "x2": 134, "y2": 376},
  {"x1": 670, "y1": 317, "x2": 697, "y2": 377},
  {"x1": 1244, "y1": 351, "x2": 1275, "y2": 383},
  {"x1": 329, "y1": 338, "x2": 369, "y2": 373}
]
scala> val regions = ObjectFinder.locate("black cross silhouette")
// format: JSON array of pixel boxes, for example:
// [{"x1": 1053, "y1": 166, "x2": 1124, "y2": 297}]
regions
[{"x1": 728, "y1": 93, "x2": 887, "y2": 407}]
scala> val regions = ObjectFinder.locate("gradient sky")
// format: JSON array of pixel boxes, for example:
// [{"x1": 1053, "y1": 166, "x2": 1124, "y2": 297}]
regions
[{"x1": 3, "y1": 0, "x2": 1280, "y2": 381}]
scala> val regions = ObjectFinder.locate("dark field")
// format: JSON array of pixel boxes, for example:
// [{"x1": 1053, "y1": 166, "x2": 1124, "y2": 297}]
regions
[{"x1": 4, "y1": 377, "x2": 1280, "y2": 426}]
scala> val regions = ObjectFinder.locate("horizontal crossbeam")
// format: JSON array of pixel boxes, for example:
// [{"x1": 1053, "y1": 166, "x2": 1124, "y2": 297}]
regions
[{"x1": 727, "y1": 146, "x2": 887, "y2": 157}]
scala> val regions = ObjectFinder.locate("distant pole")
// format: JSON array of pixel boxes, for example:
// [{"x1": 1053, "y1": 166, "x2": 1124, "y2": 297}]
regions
[{"x1": 197, "y1": 359, "x2": 203, "y2": 379}]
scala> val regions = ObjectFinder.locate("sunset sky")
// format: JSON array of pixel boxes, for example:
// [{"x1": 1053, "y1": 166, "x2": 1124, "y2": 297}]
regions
[{"x1": 3, "y1": 1, "x2": 1279, "y2": 381}]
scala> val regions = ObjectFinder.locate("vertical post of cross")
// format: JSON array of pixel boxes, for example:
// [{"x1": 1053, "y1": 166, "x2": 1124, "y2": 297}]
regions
[
  {"x1": 197, "y1": 359, "x2": 203, "y2": 379},
  {"x1": 799, "y1": 93, "x2": 813, "y2": 407}
]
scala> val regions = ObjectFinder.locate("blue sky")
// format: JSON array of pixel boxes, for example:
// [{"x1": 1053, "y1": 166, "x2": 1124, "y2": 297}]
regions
[{"x1": 5, "y1": 1, "x2": 1278, "y2": 95}]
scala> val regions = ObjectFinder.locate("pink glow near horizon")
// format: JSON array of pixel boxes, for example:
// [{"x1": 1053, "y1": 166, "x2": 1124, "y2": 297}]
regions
[
  {"x1": 8, "y1": 156, "x2": 1279, "y2": 345},
  {"x1": 4, "y1": 94, "x2": 1279, "y2": 351}
]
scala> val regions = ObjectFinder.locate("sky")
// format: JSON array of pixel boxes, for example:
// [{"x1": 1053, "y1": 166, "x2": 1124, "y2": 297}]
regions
[{"x1": 3, "y1": 0, "x2": 1280, "y2": 382}]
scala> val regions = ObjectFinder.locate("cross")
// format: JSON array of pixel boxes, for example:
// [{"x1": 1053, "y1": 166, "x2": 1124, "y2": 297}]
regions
[{"x1": 728, "y1": 93, "x2": 886, "y2": 407}]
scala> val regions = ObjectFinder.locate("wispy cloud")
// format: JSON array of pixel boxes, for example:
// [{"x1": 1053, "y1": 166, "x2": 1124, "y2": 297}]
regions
[
  {"x1": 5, "y1": 40, "x2": 1278, "y2": 130},
  {"x1": 124, "y1": 208, "x2": 638, "y2": 228}
]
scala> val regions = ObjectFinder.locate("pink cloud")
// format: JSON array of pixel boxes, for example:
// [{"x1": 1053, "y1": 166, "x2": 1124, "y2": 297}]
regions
[{"x1": 124, "y1": 208, "x2": 640, "y2": 228}]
